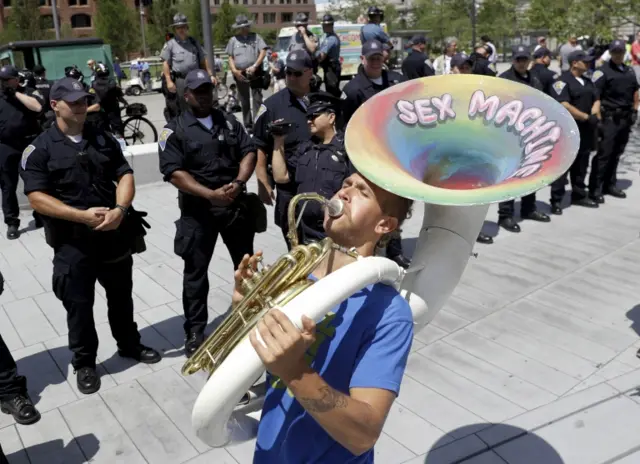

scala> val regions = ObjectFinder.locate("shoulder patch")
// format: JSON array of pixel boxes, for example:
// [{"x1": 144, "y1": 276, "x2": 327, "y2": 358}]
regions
[
  {"x1": 553, "y1": 81, "x2": 566, "y2": 95},
  {"x1": 226, "y1": 120, "x2": 234, "y2": 131},
  {"x1": 255, "y1": 104, "x2": 267, "y2": 122},
  {"x1": 158, "y1": 128, "x2": 174, "y2": 151},
  {"x1": 32, "y1": 90, "x2": 42, "y2": 98},
  {"x1": 553, "y1": 73, "x2": 560, "y2": 80},
  {"x1": 21, "y1": 145, "x2": 36, "y2": 170},
  {"x1": 88, "y1": 88, "x2": 96, "y2": 94},
  {"x1": 340, "y1": 91, "x2": 347, "y2": 100},
  {"x1": 592, "y1": 70, "x2": 604, "y2": 82}
]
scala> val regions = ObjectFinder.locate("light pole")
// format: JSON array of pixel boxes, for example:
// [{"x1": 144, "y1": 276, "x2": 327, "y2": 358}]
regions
[
  {"x1": 140, "y1": 1, "x2": 148, "y2": 57},
  {"x1": 471, "y1": 0, "x2": 477, "y2": 48},
  {"x1": 51, "y1": 0, "x2": 61, "y2": 40},
  {"x1": 200, "y1": 0, "x2": 214, "y2": 74}
]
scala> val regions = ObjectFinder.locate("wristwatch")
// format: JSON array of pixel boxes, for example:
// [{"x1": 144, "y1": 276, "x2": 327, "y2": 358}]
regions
[
  {"x1": 115, "y1": 204, "x2": 129, "y2": 214},
  {"x1": 232, "y1": 179, "x2": 247, "y2": 192}
]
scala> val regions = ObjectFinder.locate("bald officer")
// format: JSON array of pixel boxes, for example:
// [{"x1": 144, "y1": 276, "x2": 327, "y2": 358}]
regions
[{"x1": 161, "y1": 13, "x2": 216, "y2": 119}]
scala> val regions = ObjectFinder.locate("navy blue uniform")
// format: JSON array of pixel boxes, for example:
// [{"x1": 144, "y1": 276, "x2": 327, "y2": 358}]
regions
[
  {"x1": 253, "y1": 88, "x2": 312, "y2": 242},
  {"x1": 497, "y1": 67, "x2": 544, "y2": 219},
  {"x1": 401, "y1": 51, "x2": 434, "y2": 80},
  {"x1": 158, "y1": 108, "x2": 256, "y2": 336},
  {"x1": 530, "y1": 63, "x2": 559, "y2": 96},
  {"x1": 550, "y1": 71, "x2": 599, "y2": 204},
  {"x1": 287, "y1": 133, "x2": 355, "y2": 243},
  {"x1": 588, "y1": 61, "x2": 639, "y2": 196},
  {"x1": 20, "y1": 124, "x2": 142, "y2": 370},
  {"x1": 0, "y1": 87, "x2": 43, "y2": 228}
]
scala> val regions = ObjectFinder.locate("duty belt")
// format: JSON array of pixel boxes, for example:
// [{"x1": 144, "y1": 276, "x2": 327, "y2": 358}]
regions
[
  {"x1": 602, "y1": 107, "x2": 633, "y2": 121},
  {"x1": 171, "y1": 71, "x2": 188, "y2": 79}
]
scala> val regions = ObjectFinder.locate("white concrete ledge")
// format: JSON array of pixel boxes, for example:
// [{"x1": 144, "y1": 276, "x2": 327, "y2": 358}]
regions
[{"x1": 18, "y1": 143, "x2": 162, "y2": 208}]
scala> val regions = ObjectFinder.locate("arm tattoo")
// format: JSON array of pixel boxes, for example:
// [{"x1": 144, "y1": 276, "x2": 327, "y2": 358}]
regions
[{"x1": 298, "y1": 386, "x2": 348, "y2": 413}]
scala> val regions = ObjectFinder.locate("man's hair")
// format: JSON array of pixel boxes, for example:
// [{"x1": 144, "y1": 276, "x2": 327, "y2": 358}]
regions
[
  {"x1": 445, "y1": 37, "x2": 458, "y2": 48},
  {"x1": 379, "y1": 190, "x2": 413, "y2": 227},
  {"x1": 480, "y1": 35, "x2": 491, "y2": 43}
]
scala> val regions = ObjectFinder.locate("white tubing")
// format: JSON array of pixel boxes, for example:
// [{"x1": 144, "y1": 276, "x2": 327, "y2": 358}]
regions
[{"x1": 192, "y1": 256, "x2": 405, "y2": 447}]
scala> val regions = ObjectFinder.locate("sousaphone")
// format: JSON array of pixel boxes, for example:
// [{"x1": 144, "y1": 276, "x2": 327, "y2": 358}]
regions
[{"x1": 183, "y1": 75, "x2": 580, "y2": 447}]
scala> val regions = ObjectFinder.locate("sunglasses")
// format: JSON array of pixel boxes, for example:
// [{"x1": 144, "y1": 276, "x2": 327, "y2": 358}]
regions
[{"x1": 285, "y1": 68, "x2": 304, "y2": 77}]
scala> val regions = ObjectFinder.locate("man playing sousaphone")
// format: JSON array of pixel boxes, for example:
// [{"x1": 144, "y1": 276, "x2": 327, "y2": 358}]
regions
[
  {"x1": 225, "y1": 14, "x2": 269, "y2": 132},
  {"x1": 235, "y1": 172, "x2": 414, "y2": 462}
]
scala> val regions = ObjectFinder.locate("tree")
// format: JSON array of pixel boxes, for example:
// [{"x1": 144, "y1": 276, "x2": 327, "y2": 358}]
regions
[
  {"x1": 212, "y1": 0, "x2": 249, "y2": 48},
  {"x1": 5, "y1": 0, "x2": 46, "y2": 41},
  {"x1": 147, "y1": 0, "x2": 178, "y2": 52},
  {"x1": 327, "y1": 0, "x2": 399, "y2": 32},
  {"x1": 95, "y1": 0, "x2": 140, "y2": 59},
  {"x1": 177, "y1": 0, "x2": 203, "y2": 47}
]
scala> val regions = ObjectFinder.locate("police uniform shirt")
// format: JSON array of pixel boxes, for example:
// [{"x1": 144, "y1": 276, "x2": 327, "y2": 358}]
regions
[
  {"x1": 499, "y1": 67, "x2": 543, "y2": 92},
  {"x1": 401, "y1": 50, "x2": 435, "y2": 80},
  {"x1": 253, "y1": 88, "x2": 312, "y2": 194},
  {"x1": 288, "y1": 30, "x2": 316, "y2": 53},
  {"x1": 0, "y1": 87, "x2": 45, "y2": 146},
  {"x1": 91, "y1": 78, "x2": 122, "y2": 115},
  {"x1": 360, "y1": 24, "x2": 389, "y2": 46},
  {"x1": 591, "y1": 61, "x2": 639, "y2": 111},
  {"x1": 225, "y1": 33, "x2": 268, "y2": 71},
  {"x1": 160, "y1": 37, "x2": 206, "y2": 75},
  {"x1": 20, "y1": 124, "x2": 132, "y2": 209},
  {"x1": 288, "y1": 132, "x2": 355, "y2": 241},
  {"x1": 341, "y1": 67, "x2": 406, "y2": 125},
  {"x1": 319, "y1": 33, "x2": 341, "y2": 65},
  {"x1": 530, "y1": 63, "x2": 559, "y2": 96},
  {"x1": 553, "y1": 70, "x2": 598, "y2": 114},
  {"x1": 34, "y1": 76, "x2": 52, "y2": 112},
  {"x1": 158, "y1": 109, "x2": 254, "y2": 194}
]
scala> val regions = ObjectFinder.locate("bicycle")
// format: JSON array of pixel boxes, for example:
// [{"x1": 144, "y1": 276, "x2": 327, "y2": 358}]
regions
[{"x1": 120, "y1": 102, "x2": 158, "y2": 145}]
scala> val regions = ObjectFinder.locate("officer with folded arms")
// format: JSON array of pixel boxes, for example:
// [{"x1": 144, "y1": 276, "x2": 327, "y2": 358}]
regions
[
  {"x1": 588, "y1": 39, "x2": 639, "y2": 202},
  {"x1": 20, "y1": 78, "x2": 162, "y2": 395},
  {"x1": 316, "y1": 14, "x2": 342, "y2": 96},
  {"x1": 158, "y1": 69, "x2": 257, "y2": 356},
  {"x1": 0, "y1": 64, "x2": 43, "y2": 240}
]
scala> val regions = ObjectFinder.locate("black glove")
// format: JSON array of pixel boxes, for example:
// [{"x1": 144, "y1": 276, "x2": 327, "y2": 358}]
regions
[
  {"x1": 631, "y1": 110, "x2": 638, "y2": 124},
  {"x1": 268, "y1": 120, "x2": 293, "y2": 136},
  {"x1": 588, "y1": 114, "x2": 599, "y2": 126}
]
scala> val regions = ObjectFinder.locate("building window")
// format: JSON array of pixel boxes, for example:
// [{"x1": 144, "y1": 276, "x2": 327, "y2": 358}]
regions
[
  {"x1": 69, "y1": 0, "x2": 88, "y2": 5},
  {"x1": 263, "y1": 12, "x2": 276, "y2": 24},
  {"x1": 71, "y1": 13, "x2": 92, "y2": 28},
  {"x1": 39, "y1": 0, "x2": 52, "y2": 6},
  {"x1": 281, "y1": 12, "x2": 292, "y2": 22},
  {"x1": 40, "y1": 15, "x2": 55, "y2": 29},
  {"x1": 252, "y1": 12, "x2": 259, "y2": 22},
  {"x1": 3, "y1": 0, "x2": 10, "y2": 6}
]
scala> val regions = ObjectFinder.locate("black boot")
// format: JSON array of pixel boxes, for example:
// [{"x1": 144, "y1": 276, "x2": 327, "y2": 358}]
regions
[
  {"x1": 185, "y1": 332, "x2": 205, "y2": 358},
  {"x1": 118, "y1": 344, "x2": 162, "y2": 364},
  {"x1": 0, "y1": 393, "x2": 41, "y2": 425},
  {"x1": 476, "y1": 232, "x2": 493, "y2": 244},
  {"x1": 386, "y1": 236, "x2": 410, "y2": 269},
  {"x1": 76, "y1": 367, "x2": 101, "y2": 395},
  {"x1": 498, "y1": 217, "x2": 521, "y2": 233},
  {"x1": 550, "y1": 203, "x2": 562, "y2": 215}
]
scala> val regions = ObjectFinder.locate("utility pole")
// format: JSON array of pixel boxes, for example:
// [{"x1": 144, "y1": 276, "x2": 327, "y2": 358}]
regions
[
  {"x1": 140, "y1": 1, "x2": 148, "y2": 57},
  {"x1": 52, "y1": 0, "x2": 61, "y2": 40},
  {"x1": 471, "y1": 0, "x2": 477, "y2": 48},
  {"x1": 200, "y1": 0, "x2": 214, "y2": 74}
]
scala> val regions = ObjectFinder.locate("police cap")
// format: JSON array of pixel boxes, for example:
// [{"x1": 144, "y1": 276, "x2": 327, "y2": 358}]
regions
[
  {"x1": 451, "y1": 52, "x2": 472, "y2": 69},
  {"x1": 321, "y1": 14, "x2": 335, "y2": 24},
  {"x1": 185, "y1": 69, "x2": 212, "y2": 89},
  {"x1": 567, "y1": 50, "x2": 594, "y2": 63},
  {"x1": 0, "y1": 65, "x2": 19, "y2": 80},
  {"x1": 362, "y1": 39, "x2": 384, "y2": 57},
  {"x1": 511, "y1": 45, "x2": 531, "y2": 60},
  {"x1": 286, "y1": 50, "x2": 313, "y2": 71},
  {"x1": 609, "y1": 39, "x2": 626, "y2": 52},
  {"x1": 50, "y1": 77, "x2": 92, "y2": 102},
  {"x1": 411, "y1": 35, "x2": 427, "y2": 45},
  {"x1": 305, "y1": 91, "x2": 340, "y2": 116},
  {"x1": 32, "y1": 64, "x2": 46, "y2": 75},
  {"x1": 532, "y1": 47, "x2": 553, "y2": 59}
]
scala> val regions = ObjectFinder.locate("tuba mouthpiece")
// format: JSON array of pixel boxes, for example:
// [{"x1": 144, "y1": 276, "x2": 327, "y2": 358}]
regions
[{"x1": 326, "y1": 198, "x2": 344, "y2": 217}]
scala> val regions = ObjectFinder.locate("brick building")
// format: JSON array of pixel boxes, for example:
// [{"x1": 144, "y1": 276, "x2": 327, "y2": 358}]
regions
[{"x1": 0, "y1": 0, "x2": 316, "y2": 38}]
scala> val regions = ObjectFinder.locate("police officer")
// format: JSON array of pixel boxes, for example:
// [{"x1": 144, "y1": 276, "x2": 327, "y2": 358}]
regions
[
  {"x1": 225, "y1": 14, "x2": 268, "y2": 131},
  {"x1": 0, "y1": 270, "x2": 41, "y2": 428},
  {"x1": 497, "y1": 46, "x2": 551, "y2": 233},
  {"x1": 65, "y1": 66, "x2": 102, "y2": 119},
  {"x1": 161, "y1": 14, "x2": 216, "y2": 120},
  {"x1": 254, "y1": 51, "x2": 314, "y2": 247},
  {"x1": 20, "y1": 78, "x2": 161, "y2": 394},
  {"x1": 588, "y1": 39, "x2": 639, "y2": 202},
  {"x1": 449, "y1": 52, "x2": 495, "y2": 244},
  {"x1": 271, "y1": 91, "x2": 353, "y2": 243},
  {"x1": 32, "y1": 64, "x2": 53, "y2": 128},
  {"x1": 469, "y1": 44, "x2": 496, "y2": 76},
  {"x1": 401, "y1": 35, "x2": 435, "y2": 80},
  {"x1": 0, "y1": 64, "x2": 43, "y2": 240},
  {"x1": 530, "y1": 47, "x2": 559, "y2": 96},
  {"x1": 89, "y1": 63, "x2": 127, "y2": 137},
  {"x1": 360, "y1": 6, "x2": 393, "y2": 59},
  {"x1": 317, "y1": 14, "x2": 342, "y2": 97},
  {"x1": 289, "y1": 12, "x2": 318, "y2": 57},
  {"x1": 550, "y1": 50, "x2": 600, "y2": 213},
  {"x1": 158, "y1": 69, "x2": 256, "y2": 356},
  {"x1": 341, "y1": 39, "x2": 410, "y2": 267}
]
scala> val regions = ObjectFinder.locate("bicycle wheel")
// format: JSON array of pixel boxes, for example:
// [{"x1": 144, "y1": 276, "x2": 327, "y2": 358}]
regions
[
  {"x1": 216, "y1": 83, "x2": 228, "y2": 100},
  {"x1": 123, "y1": 116, "x2": 158, "y2": 145}
]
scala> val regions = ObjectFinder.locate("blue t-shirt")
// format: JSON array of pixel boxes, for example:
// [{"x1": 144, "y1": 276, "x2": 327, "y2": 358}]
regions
[
  {"x1": 253, "y1": 280, "x2": 414, "y2": 464},
  {"x1": 360, "y1": 24, "x2": 390, "y2": 46}
]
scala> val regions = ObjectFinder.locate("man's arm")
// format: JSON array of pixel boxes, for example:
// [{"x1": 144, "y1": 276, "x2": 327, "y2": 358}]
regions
[
  {"x1": 302, "y1": 30, "x2": 318, "y2": 54},
  {"x1": 15, "y1": 91, "x2": 42, "y2": 113},
  {"x1": 634, "y1": 90, "x2": 639, "y2": 111},
  {"x1": 233, "y1": 117, "x2": 257, "y2": 183}
]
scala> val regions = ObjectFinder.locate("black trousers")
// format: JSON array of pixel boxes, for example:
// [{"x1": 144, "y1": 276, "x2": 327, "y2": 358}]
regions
[
  {"x1": 551, "y1": 121, "x2": 593, "y2": 203},
  {"x1": 0, "y1": 144, "x2": 21, "y2": 227},
  {"x1": 322, "y1": 66, "x2": 341, "y2": 98},
  {"x1": 589, "y1": 115, "x2": 631, "y2": 196},
  {"x1": 0, "y1": 333, "x2": 26, "y2": 402},
  {"x1": 498, "y1": 193, "x2": 537, "y2": 220},
  {"x1": 175, "y1": 211, "x2": 255, "y2": 335},
  {"x1": 52, "y1": 243, "x2": 140, "y2": 369},
  {"x1": 0, "y1": 443, "x2": 7, "y2": 464},
  {"x1": 163, "y1": 77, "x2": 188, "y2": 122}
]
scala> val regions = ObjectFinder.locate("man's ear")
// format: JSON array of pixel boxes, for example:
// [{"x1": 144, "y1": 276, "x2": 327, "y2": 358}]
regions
[{"x1": 374, "y1": 215, "x2": 398, "y2": 236}]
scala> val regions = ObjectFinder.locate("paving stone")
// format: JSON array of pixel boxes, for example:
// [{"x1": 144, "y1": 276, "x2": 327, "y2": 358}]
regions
[
  {"x1": 3, "y1": 298, "x2": 56, "y2": 347},
  {"x1": 0, "y1": 426, "x2": 30, "y2": 464}
]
